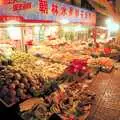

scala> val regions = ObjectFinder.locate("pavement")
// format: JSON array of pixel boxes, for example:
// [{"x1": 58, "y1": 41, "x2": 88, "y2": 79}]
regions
[{"x1": 87, "y1": 70, "x2": 120, "y2": 120}]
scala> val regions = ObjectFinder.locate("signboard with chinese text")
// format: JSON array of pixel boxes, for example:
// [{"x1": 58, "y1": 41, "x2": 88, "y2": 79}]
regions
[{"x1": 0, "y1": 0, "x2": 96, "y2": 26}]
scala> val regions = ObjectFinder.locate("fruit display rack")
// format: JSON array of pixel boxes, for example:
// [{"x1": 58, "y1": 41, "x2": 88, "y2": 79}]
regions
[
  {"x1": 19, "y1": 81, "x2": 96, "y2": 120},
  {"x1": 0, "y1": 47, "x2": 115, "y2": 120}
]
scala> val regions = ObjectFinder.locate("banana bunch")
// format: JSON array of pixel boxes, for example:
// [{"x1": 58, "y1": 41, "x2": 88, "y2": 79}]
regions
[
  {"x1": 59, "y1": 96, "x2": 73, "y2": 111},
  {"x1": 50, "y1": 104, "x2": 61, "y2": 113},
  {"x1": 11, "y1": 51, "x2": 42, "y2": 76},
  {"x1": 0, "y1": 55, "x2": 5, "y2": 62},
  {"x1": 11, "y1": 51, "x2": 67, "y2": 80},
  {"x1": 11, "y1": 51, "x2": 38, "y2": 64}
]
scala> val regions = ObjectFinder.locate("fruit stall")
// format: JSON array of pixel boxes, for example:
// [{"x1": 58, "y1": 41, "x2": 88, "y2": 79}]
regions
[
  {"x1": 0, "y1": 45, "x2": 115, "y2": 120},
  {"x1": 0, "y1": 0, "x2": 118, "y2": 120}
]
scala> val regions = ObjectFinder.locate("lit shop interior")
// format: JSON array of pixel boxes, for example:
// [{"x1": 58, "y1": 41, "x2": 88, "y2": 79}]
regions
[{"x1": 0, "y1": 20, "x2": 94, "y2": 53}]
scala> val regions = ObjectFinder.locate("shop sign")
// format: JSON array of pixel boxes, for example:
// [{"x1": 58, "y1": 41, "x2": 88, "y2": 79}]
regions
[
  {"x1": 1, "y1": 0, "x2": 16, "y2": 4},
  {"x1": 0, "y1": 0, "x2": 96, "y2": 26},
  {"x1": 13, "y1": 2, "x2": 32, "y2": 11},
  {"x1": 0, "y1": 16, "x2": 24, "y2": 22},
  {"x1": 39, "y1": 0, "x2": 48, "y2": 14},
  {"x1": 0, "y1": 0, "x2": 26, "y2": 4}
]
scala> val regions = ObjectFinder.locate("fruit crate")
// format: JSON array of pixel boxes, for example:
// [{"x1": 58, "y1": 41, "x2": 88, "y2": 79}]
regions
[
  {"x1": 0, "y1": 98, "x2": 15, "y2": 108},
  {"x1": 0, "y1": 97, "x2": 29, "y2": 108},
  {"x1": 0, "y1": 98, "x2": 23, "y2": 120}
]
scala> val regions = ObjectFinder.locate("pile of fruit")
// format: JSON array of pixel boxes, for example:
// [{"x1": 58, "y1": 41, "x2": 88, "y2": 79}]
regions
[
  {"x1": 11, "y1": 51, "x2": 67, "y2": 80},
  {"x1": 0, "y1": 55, "x2": 4, "y2": 63},
  {"x1": 0, "y1": 40, "x2": 116, "y2": 120},
  {"x1": 0, "y1": 65, "x2": 45, "y2": 105},
  {"x1": 40, "y1": 63, "x2": 67, "y2": 79},
  {"x1": 0, "y1": 64, "x2": 61, "y2": 106},
  {"x1": 20, "y1": 82, "x2": 95, "y2": 120},
  {"x1": 11, "y1": 51, "x2": 39, "y2": 74},
  {"x1": 87, "y1": 57, "x2": 114, "y2": 72},
  {"x1": 29, "y1": 44, "x2": 54, "y2": 58}
]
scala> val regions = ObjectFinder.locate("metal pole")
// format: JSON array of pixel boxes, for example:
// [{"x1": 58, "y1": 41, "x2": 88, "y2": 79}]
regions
[{"x1": 21, "y1": 26, "x2": 25, "y2": 51}]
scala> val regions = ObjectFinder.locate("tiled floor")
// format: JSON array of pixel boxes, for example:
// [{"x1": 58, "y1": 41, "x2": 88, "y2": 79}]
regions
[{"x1": 87, "y1": 70, "x2": 120, "y2": 120}]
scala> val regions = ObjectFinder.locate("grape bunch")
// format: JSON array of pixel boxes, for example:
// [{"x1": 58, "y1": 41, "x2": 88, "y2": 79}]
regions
[{"x1": 0, "y1": 65, "x2": 45, "y2": 105}]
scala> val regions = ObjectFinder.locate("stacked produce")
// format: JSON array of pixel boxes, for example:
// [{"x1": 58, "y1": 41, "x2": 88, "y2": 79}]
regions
[
  {"x1": 97, "y1": 57, "x2": 114, "y2": 72},
  {"x1": 0, "y1": 51, "x2": 68, "y2": 106},
  {"x1": 0, "y1": 65, "x2": 45, "y2": 105},
  {"x1": 0, "y1": 55, "x2": 4, "y2": 63},
  {"x1": 29, "y1": 41, "x2": 93, "y2": 65},
  {"x1": 0, "y1": 51, "x2": 13, "y2": 66},
  {"x1": 1, "y1": 51, "x2": 96, "y2": 119},
  {"x1": 0, "y1": 44, "x2": 13, "y2": 59},
  {"x1": 11, "y1": 51, "x2": 67, "y2": 80},
  {"x1": 0, "y1": 39, "x2": 117, "y2": 120},
  {"x1": 49, "y1": 52, "x2": 78, "y2": 64},
  {"x1": 42, "y1": 39, "x2": 68, "y2": 46},
  {"x1": 29, "y1": 44, "x2": 54, "y2": 58},
  {"x1": 88, "y1": 57, "x2": 114, "y2": 72},
  {"x1": 20, "y1": 82, "x2": 95, "y2": 120},
  {"x1": 11, "y1": 51, "x2": 39, "y2": 74},
  {"x1": 0, "y1": 64, "x2": 63, "y2": 106},
  {"x1": 40, "y1": 63, "x2": 67, "y2": 79}
]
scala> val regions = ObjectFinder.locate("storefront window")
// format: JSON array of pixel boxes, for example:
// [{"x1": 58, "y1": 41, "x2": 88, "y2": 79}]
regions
[{"x1": 0, "y1": 25, "x2": 22, "y2": 49}]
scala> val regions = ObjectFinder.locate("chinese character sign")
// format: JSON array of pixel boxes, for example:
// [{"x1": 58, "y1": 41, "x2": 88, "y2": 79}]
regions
[
  {"x1": 75, "y1": 9, "x2": 79, "y2": 17},
  {"x1": 13, "y1": 2, "x2": 32, "y2": 11},
  {"x1": 51, "y1": 3, "x2": 58, "y2": 15},
  {"x1": 1, "y1": 0, "x2": 15, "y2": 4},
  {"x1": 0, "y1": 0, "x2": 96, "y2": 26},
  {"x1": 68, "y1": 7, "x2": 73, "y2": 16},
  {"x1": 60, "y1": 6, "x2": 67, "y2": 16},
  {"x1": 39, "y1": 0, "x2": 48, "y2": 14}
]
